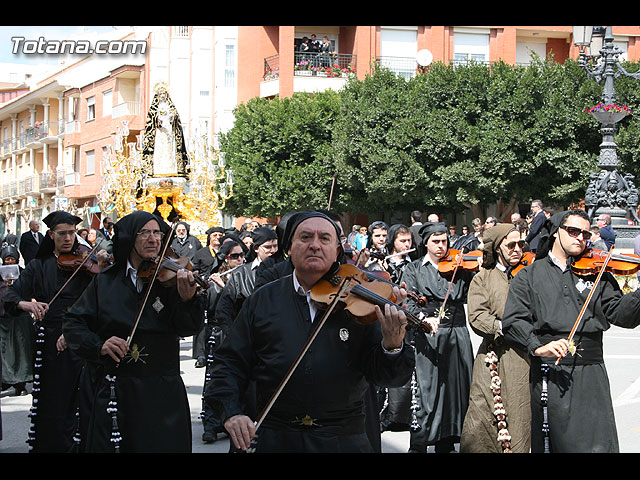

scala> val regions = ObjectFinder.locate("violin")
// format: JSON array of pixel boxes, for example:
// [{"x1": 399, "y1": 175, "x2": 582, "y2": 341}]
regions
[
  {"x1": 571, "y1": 247, "x2": 640, "y2": 276},
  {"x1": 58, "y1": 244, "x2": 113, "y2": 276},
  {"x1": 510, "y1": 251, "x2": 536, "y2": 276},
  {"x1": 137, "y1": 246, "x2": 209, "y2": 289},
  {"x1": 360, "y1": 269, "x2": 428, "y2": 306},
  {"x1": 310, "y1": 263, "x2": 434, "y2": 334},
  {"x1": 438, "y1": 249, "x2": 482, "y2": 275}
]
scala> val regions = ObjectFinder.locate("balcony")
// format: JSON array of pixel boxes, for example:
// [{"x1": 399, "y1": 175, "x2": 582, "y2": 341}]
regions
[
  {"x1": 56, "y1": 167, "x2": 79, "y2": 187},
  {"x1": 113, "y1": 101, "x2": 141, "y2": 119},
  {"x1": 261, "y1": 52, "x2": 356, "y2": 97},
  {"x1": 39, "y1": 171, "x2": 57, "y2": 192},
  {"x1": 65, "y1": 120, "x2": 80, "y2": 134},
  {"x1": 375, "y1": 56, "x2": 420, "y2": 79},
  {"x1": 25, "y1": 175, "x2": 39, "y2": 195}
]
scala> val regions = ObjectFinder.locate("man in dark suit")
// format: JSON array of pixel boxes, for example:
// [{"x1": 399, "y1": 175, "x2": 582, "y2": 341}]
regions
[
  {"x1": 19, "y1": 219, "x2": 44, "y2": 265},
  {"x1": 525, "y1": 200, "x2": 545, "y2": 253},
  {"x1": 97, "y1": 218, "x2": 114, "y2": 241},
  {"x1": 409, "y1": 210, "x2": 423, "y2": 260}
]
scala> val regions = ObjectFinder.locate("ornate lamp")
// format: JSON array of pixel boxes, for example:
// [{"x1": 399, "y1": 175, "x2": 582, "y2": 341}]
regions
[{"x1": 576, "y1": 26, "x2": 640, "y2": 248}]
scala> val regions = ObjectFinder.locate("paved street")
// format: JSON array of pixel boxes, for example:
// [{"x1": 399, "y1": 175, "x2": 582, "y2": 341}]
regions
[{"x1": 2, "y1": 325, "x2": 640, "y2": 453}]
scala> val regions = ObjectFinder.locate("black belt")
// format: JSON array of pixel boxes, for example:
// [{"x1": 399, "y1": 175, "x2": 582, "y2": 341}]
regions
[
  {"x1": 538, "y1": 331, "x2": 604, "y2": 366},
  {"x1": 111, "y1": 333, "x2": 181, "y2": 377}
]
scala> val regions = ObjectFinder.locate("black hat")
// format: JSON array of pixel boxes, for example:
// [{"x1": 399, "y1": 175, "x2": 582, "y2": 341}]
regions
[
  {"x1": 42, "y1": 211, "x2": 82, "y2": 228},
  {"x1": 418, "y1": 222, "x2": 448, "y2": 245},
  {"x1": 251, "y1": 226, "x2": 278, "y2": 249}
]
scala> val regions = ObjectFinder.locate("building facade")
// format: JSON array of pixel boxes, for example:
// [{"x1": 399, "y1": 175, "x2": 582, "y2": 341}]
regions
[{"x1": 1, "y1": 25, "x2": 639, "y2": 239}]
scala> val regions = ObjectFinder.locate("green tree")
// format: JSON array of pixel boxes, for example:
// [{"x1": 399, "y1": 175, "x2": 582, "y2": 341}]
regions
[{"x1": 219, "y1": 90, "x2": 341, "y2": 218}]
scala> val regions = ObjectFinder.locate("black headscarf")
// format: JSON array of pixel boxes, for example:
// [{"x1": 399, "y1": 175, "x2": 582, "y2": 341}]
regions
[
  {"x1": 281, "y1": 210, "x2": 342, "y2": 253},
  {"x1": 385, "y1": 224, "x2": 411, "y2": 253},
  {"x1": 534, "y1": 210, "x2": 572, "y2": 260},
  {"x1": 1, "y1": 244, "x2": 20, "y2": 262},
  {"x1": 36, "y1": 210, "x2": 83, "y2": 259},
  {"x1": 112, "y1": 210, "x2": 170, "y2": 266},
  {"x1": 366, "y1": 220, "x2": 389, "y2": 250}
]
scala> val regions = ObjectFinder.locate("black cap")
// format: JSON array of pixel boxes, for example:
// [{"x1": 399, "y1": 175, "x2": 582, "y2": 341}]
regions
[{"x1": 42, "y1": 211, "x2": 82, "y2": 228}]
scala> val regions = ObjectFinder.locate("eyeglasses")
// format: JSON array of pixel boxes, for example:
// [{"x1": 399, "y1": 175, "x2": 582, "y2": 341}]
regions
[
  {"x1": 51, "y1": 229, "x2": 77, "y2": 237},
  {"x1": 228, "y1": 252, "x2": 245, "y2": 260},
  {"x1": 504, "y1": 240, "x2": 526, "y2": 251},
  {"x1": 137, "y1": 229, "x2": 165, "y2": 241},
  {"x1": 559, "y1": 225, "x2": 592, "y2": 241}
]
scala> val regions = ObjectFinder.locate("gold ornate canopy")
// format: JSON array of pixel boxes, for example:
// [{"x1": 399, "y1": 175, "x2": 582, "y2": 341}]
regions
[{"x1": 98, "y1": 83, "x2": 234, "y2": 232}]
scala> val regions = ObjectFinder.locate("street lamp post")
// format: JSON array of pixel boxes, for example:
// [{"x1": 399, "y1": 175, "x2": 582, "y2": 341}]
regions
[{"x1": 576, "y1": 26, "x2": 640, "y2": 248}]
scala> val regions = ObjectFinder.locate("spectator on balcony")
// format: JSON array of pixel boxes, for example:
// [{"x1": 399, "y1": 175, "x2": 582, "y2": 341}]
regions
[
  {"x1": 298, "y1": 37, "x2": 310, "y2": 65},
  {"x1": 19, "y1": 220, "x2": 44, "y2": 265},
  {"x1": 320, "y1": 36, "x2": 334, "y2": 68}
]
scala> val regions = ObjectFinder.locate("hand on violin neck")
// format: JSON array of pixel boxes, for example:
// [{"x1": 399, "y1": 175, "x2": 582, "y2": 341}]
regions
[
  {"x1": 376, "y1": 286, "x2": 408, "y2": 351},
  {"x1": 176, "y1": 268, "x2": 198, "y2": 302}
]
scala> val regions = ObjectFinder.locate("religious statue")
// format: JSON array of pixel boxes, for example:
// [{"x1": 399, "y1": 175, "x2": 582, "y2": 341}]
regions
[{"x1": 141, "y1": 83, "x2": 190, "y2": 177}]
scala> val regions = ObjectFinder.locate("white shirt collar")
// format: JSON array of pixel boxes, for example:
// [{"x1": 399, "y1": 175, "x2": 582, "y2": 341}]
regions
[
  {"x1": 547, "y1": 251, "x2": 568, "y2": 272},
  {"x1": 292, "y1": 269, "x2": 318, "y2": 321}
]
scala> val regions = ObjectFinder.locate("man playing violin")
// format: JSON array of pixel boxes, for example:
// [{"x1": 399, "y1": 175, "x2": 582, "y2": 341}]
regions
[
  {"x1": 63, "y1": 210, "x2": 205, "y2": 452},
  {"x1": 401, "y1": 221, "x2": 474, "y2": 453},
  {"x1": 460, "y1": 223, "x2": 531, "y2": 453},
  {"x1": 204, "y1": 210, "x2": 414, "y2": 453},
  {"x1": 502, "y1": 209, "x2": 640, "y2": 453},
  {"x1": 3, "y1": 211, "x2": 109, "y2": 452}
]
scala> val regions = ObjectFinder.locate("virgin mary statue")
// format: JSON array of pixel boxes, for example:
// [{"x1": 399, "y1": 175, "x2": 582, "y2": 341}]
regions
[{"x1": 142, "y1": 83, "x2": 190, "y2": 177}]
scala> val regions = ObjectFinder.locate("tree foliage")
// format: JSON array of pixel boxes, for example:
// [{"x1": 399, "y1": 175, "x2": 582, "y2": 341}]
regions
[{"x1": 220, "y1": 57, "x2": 640, "y2": 219}]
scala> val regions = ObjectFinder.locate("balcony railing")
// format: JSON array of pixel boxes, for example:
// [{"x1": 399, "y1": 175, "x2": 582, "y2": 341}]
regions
[
  {"x1": 263, "y1": 52, "x2": 357, "y2": 80},
  {"x1": 39, "y1": 171, "x2": 57, "y2": 191},
  {"x1": 375, "y1": 56, "x2": 419, "y2": 80},
  {"x1": 113, "y1": 101, "x2": 141, "y2": 118}
]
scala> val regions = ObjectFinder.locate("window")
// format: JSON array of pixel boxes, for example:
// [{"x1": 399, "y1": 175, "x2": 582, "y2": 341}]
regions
[
  {"x1": 86, "y1": 150, "x2": 94, "y2": 175},
  {"x1": 86, "y1": 96, "x2": 95, "y2": 121},
  {"x1": 453, "y1": 30, "x2": 490, "y2": 65},
  {"x1": 103, "y1": 90, "x2": 112, "y2": 117},
  {"x1": 224, "y1": 45, "x2": 236, "y2": 89},
  {"x1": 380, "y1": 27, "x2": 418, "y2": 80}
]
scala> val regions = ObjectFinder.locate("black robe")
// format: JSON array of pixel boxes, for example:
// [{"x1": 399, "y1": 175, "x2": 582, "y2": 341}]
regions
[
  {"x1": 3, "y1": 255, "x2": 93, "y2": 453},
  {"x1": 0, "y1": 278, "x2": 35, "y2": 387},
  {"x1": 204, "y1": 273, "x2": 414, "y2": 453},
  {"x1": 401, "y1": 257, "x2": 474, "y2": 451},
  {"x1": 502, "y1": 254, "x2": 640, "y2": 453},
  {"x1": 63, "y1": 263, "x2": 205, "y2": 453},
  {"x1": 170, "y1": 235, "x2": 202, "y2": 261}
]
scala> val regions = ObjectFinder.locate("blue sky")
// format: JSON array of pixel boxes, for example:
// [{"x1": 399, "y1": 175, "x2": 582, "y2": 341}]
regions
[{"x1": 0, "y1": 26, "x2": 125, "y2": 65}]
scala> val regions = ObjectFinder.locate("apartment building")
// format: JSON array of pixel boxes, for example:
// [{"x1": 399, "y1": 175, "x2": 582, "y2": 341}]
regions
[
  {"x1": 1, "y1": 25, "x2": 639, "y2": 238},
  {"x1": 245, "y1": 25, "x2": 640, "y2": 102}
]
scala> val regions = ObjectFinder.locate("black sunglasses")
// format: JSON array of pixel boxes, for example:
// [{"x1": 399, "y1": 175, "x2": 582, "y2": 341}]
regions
[
  {"x1": 228, "y1": 252, "x2": 245, "y2": 259},
  {"x1": 559, "y1": 225, "x2": 592, "y2": 241},
  {"x1": 504, "y1": 240, "x2": 526, "y2": 251}
]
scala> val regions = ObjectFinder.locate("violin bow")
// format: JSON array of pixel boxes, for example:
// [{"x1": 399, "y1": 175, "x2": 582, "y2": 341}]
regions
[
  {"x1": 125, "y1": 221, "x2": 178, "y2": 347},
  {"x1": 48, "y1": 241, "x2": 102, "y2": 307},
  {"x1": 555, "y1": 247, "x2": 614, "y2": 365},
  {"x1": 253, "y1": 273, "x2": 353, "y2": 433}
]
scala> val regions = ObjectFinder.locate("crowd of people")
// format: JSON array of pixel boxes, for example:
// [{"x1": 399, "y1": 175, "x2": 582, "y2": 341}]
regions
[{"x1": 0, "y1": 200, "x2": 638, "y2": 453}]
